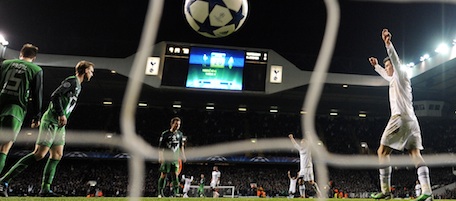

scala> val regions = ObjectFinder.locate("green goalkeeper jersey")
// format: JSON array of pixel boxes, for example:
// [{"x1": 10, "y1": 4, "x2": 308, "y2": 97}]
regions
[
  {"x1": 41, "y1": 76, "x2": 81, "y2": 124},
  {"x1": 158, "y1": 130, "x2": 184, "y2": 162},
  {"x1": 0, "y1": 59, "x2": 43, "y2": 121}
]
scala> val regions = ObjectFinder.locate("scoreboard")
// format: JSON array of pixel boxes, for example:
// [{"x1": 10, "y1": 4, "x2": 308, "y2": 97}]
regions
[{"x1": 160, "y1": 43, "x2": 268, "y2": 92}]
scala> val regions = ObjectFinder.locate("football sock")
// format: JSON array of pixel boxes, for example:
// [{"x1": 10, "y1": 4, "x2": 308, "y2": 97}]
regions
[
  {"x1": 158, "y1": 177, "x2": 165, "y2": 195},
  {"x1": 0, "y1": 153, "x2": 6, "y2": 174},
  {"x1": 41, "y1": 158, "x2": 60, "y2": 192},
  {"x1": 417, "y1": 166, "x2": 432, "y2": 195},
  {"x1": 379, "y1": 166, "x2": 392, "y2": 194},
  {"x1": 313, "y1": 182, "x2": 322, "y2": 197},
  {"x1": 172, "y1": 176, "x2": 179, "y2": 195},
  {"x1": 0, "y1": 153, "x2": 36, "y2": 183}
]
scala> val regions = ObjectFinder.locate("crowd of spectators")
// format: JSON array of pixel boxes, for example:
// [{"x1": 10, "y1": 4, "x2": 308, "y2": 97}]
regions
[
  {"x1": 2, "y1": 159, "x2": 455, "y2": 198},
  {"x1": 60, "y1": 105, "x2": 456, "y2": 154},
  {"x1": 9, "y1": 105, "x2": 456, "y2": 198}
]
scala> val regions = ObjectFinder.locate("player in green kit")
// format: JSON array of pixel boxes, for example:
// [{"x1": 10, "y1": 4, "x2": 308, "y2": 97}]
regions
[
  {"x1": 0, "y1": 60, "x2": 94, "y2": 197},
  {"x1": 157, "y1": 117, "x2": 186, "y2": 198},
  {"x1": 197, "y1": 173, "x2": 206, "y2": 197},
  {"x1": 0, "y1": 44, "x2": 42, "y2": 176}
]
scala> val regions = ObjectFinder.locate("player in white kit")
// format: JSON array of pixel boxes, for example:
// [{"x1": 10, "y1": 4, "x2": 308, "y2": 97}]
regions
[
  {"x1": 289, "y1": 134, "x2": 321, "y2": 197},
  {"x1": 369, "y1": 29, "x2": 432, "y2": 201},
  {"x1": 288, "y1": 170, "x2": 298, "y2": 198},
  {"x1": 181, "y1": 175, "x2": 193, "y2": 198},
  {"x1": 210, "y1": 166, "x2": 221, "y2": 198}
]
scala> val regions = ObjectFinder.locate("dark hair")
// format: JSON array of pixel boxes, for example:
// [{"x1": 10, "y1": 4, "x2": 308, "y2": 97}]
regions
[
  {"x1": 20, "y1": 44, "x2": 38, "y2": 58},
  {"x1": 75, "y1": 60, "x2": 94, "y2": 75},
  {"x1": 383, "y1": 57, "x2": 391, "y2": 64},
  {"x1": 170, "y1": 117, "x2": 181, "y2": 125}
]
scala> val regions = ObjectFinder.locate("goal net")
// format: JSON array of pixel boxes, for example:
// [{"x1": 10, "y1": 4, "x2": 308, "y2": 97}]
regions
[{"x1": 2, "y1": 0, "x2": 455, "y2": 200}]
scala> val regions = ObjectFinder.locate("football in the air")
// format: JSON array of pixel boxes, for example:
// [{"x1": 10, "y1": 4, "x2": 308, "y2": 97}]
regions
[{"x1": 184, "y1": 0, "x2": 249, "y2": 38}]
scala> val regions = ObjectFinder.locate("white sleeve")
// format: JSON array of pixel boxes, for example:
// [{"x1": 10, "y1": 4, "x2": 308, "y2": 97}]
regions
[
  {"x1": 386, "y1": 42, "x2": 407, "y2": 79},
  {"x1": 374, "y1": 64, "x2": 391, "y2": 82},
  {"x1": 293, "y1": 143, "x2": 302, "y2": 150}
]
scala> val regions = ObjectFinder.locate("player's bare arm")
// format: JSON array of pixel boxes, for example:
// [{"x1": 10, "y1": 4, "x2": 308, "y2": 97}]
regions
[
  {"x1": 158, "y1": 149, "x2": 164, "y2": 164},
  {"x1": 181, "y1": 146, "x2": 187, "y2": 162},
  {"x1": 289, "y1": 134, "x2": 299, "y2": 147}
]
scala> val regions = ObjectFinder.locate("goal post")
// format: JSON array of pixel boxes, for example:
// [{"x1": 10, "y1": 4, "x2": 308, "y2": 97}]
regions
[{"x1": 187, "y1": 185, "x2": 235, "y2": 198}]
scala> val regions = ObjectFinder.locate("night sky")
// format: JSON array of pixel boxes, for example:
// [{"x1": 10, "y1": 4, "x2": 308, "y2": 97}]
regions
[{"x1": 1, "y1": 0, "x2": 456, "y2": 75}]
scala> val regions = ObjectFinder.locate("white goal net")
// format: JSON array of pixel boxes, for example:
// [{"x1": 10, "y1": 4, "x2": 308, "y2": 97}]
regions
[
  {"x1": 2, "y1": 0, "x2": 456, "y2": 200},
  {"x1": 121, "y1": 1, "x2": 456, "y2": 201}
]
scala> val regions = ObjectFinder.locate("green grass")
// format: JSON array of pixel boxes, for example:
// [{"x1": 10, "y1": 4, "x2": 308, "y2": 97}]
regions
[{"x1": 3, "y1": 198, "x2": 456, "y2": 201}]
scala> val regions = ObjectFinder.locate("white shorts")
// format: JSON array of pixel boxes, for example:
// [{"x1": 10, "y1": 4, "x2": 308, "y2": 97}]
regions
[
  {"x1": 289, "y1": 186, "x2": 296, "y2": 193},
  {"x1": 183, "y1": 185, "x2": 191, "y2": 193},
  {"x1": 380, "y1": 115, "x2": 423, "y2": 151},
  {"x1": 299, "y1": 168, "x2": 315, "y2": 182},
  {"x1": 210, "y1": 181, "x2": 219, "y2": 189}
]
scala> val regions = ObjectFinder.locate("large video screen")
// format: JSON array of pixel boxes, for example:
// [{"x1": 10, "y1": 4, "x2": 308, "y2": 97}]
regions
[{"x1": 186, "y1": 47, "x2": 245, "y2": 90}]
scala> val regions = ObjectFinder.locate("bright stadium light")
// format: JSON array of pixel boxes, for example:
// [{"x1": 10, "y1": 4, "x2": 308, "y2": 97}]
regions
[
  {"x1": 269, "y1": 106, "x2": 278, "y2": 113},
  {"x1": 138, "y1": 102, "x2": 148, "y2": 107},
  {"x1": 420, "y1": 54, "x2": 430, "y2": 61},
  {"x1": 0, "y1": 34, "x2": 8, "y2": 46},
  {"x1": 238, "y1": 106, "x2": 247, "y2": 112},
  {"x1": 435, "y1": 43, "x2": 449, "y2": 54},
  {"x1": 0, "y1": 34, "x2": 7, "y2": 59}
]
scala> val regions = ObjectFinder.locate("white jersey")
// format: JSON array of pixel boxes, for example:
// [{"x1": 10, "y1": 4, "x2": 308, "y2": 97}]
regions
[
  {"x1": 289, "y1": 177, "x2": 297, "y2": 193},
  {"x1": 210, "y1": 170, "x2": 221, "y2": 188},
  {"x1": 374, "y1": 43, "x2": 416, "y2": 119},
  {"x1": 294, "y1": 143, "x2": 313, "y2": 169},
  {"x1": 182, "y1": 175, "x2": 194, "y2": 193},
  {"x1": 375, "y1": 42, "x2": 423, "y2": 151},
  {"x1": 294, "y1": 142, "x2": 314, "y2": 180}
]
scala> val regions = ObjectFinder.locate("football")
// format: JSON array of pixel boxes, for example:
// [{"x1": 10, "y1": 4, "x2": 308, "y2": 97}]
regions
[{"x1": 184, "y1": 0, "x2": 249, "y2": 38}]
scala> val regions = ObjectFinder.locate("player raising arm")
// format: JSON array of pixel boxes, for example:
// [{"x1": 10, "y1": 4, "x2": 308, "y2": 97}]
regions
[
  {"x1": 289, "y1": 134, "x2": 321, "y2": 197},
  {"x1": 181, "y1": 174, "x2": 193, "y2": 198},
  {"x1": 369, "y1": 29, "x2": 432, "y2": 201}
]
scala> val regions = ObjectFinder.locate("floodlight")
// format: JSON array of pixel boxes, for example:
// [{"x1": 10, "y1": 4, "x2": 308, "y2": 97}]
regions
[{"x1": 435, "y1": 43, "x2": 449, "y2": 54}]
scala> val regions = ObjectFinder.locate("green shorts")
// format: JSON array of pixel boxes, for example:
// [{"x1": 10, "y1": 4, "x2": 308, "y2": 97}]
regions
[
  {"x1": 0, "y1": 115, "x2": 22, "y2": 142},
  {"x1": 159, "y1": 161, "x2": 180, "y2": 173},
  {"x1": 37, "y1": 120, "x2": 66, "y2": 147}
]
